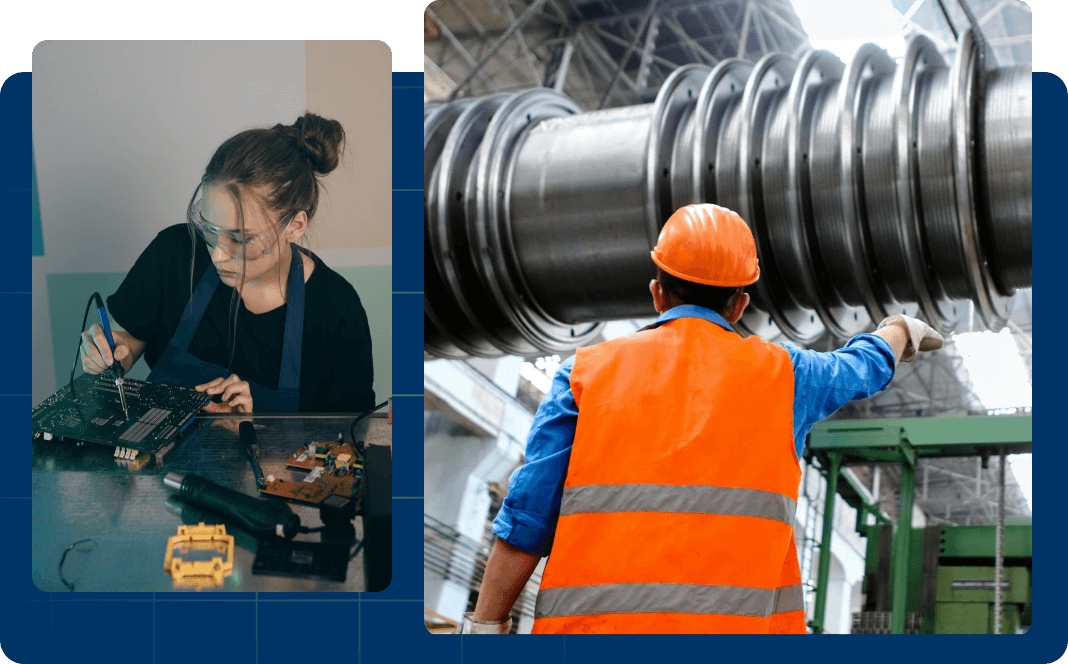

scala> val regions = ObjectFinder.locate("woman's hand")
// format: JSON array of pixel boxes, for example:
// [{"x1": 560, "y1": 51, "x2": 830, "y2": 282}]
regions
[
  {"x1": 195, "y1": 374, "x2": 253, "y2": 413},
  {"x1": 80, "y1": 322, "x2": 131, "y2": 375}
]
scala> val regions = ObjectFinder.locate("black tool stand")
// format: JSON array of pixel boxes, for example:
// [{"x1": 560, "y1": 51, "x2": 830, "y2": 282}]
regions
[{"x1": 361, "y1": 444, "x2": 392, "y2": 592}]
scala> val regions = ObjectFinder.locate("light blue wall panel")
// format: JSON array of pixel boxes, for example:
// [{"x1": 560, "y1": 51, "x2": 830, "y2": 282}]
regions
[{"x1": 334, "y1": 266, "x2": 392, "y2": 401}]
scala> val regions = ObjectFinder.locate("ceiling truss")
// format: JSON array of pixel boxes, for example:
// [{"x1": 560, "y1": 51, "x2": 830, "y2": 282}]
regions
[{"x1": 425, "y1": 0, "x2": 811, "y2": 109}]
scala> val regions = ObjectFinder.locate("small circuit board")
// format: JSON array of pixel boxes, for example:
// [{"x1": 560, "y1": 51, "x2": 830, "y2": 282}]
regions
[
  {"x1": 259, "y1": 435, "x2": 364, "y2": 510},
  {"x1": 32, "y1": 373, "x2": 210, "y2": 454}
]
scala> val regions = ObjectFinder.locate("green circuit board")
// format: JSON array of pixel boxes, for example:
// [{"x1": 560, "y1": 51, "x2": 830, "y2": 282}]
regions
[{"x1": 32, "y1": 373, "x2": 210, "y2": 453}]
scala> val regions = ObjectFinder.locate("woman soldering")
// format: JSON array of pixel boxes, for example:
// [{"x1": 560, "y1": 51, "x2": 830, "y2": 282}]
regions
[{"x1": 77, "y1": 113, "x2": 375, "y2": 413}]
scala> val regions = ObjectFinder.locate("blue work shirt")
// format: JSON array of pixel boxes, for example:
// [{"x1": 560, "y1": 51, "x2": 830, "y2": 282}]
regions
[{"x1": 492, "y1": 304, "x2": 897, "y2": 556}]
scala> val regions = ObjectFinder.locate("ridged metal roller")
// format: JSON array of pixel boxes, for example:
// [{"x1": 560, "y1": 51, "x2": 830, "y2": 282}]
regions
[{"x1": 424, "y1": 28, "x2": 1031, "y2": 358}]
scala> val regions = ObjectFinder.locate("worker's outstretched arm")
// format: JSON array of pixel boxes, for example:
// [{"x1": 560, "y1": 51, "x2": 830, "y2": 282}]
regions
[
  {"x1": 873, "y1": 319, "x2": 908, "y2": 361},
  {"x1": 874, "y1": 314, "x2": 944, "y2": 363},
  {"x1": 781, "y1": 313, "x2": 944, "y2": 457},
  {"x1": 473, "y1": 538, "x2": 541, "y2": 622}
]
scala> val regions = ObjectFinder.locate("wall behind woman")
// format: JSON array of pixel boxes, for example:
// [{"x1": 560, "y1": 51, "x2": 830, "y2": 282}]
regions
[{"x1": 31, "y1": 41, "x2": 392, "y2": 406}]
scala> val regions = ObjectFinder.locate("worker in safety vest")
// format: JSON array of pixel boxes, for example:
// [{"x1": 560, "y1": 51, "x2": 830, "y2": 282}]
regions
[{"x1": 462, "y1": 203, "x2": 944, "y2": 635}]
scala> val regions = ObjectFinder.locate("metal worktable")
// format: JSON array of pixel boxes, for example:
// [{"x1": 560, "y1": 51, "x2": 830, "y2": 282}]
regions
[{"x1": 31, "y1": 413, "x2": 391, "y2": 592}]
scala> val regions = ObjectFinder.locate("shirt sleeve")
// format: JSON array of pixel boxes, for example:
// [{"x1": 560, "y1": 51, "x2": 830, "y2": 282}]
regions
[
  {"x1": 492, "y1": 355, "x2": 578, "y2": 557},
  {"x1": 781, "y1": 334, "x2": 897, "y2": 458}
]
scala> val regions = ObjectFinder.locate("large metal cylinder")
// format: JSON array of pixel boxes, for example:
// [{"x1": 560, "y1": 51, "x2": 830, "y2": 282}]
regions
[{"x1": 425, "y1": 29, "x2": 1032, "y2": 358}]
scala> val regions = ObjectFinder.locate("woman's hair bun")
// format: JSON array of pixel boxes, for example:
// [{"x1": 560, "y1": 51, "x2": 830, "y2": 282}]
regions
[{"x1": 292, "y1": 113, "x2": 345, "y2": 175}]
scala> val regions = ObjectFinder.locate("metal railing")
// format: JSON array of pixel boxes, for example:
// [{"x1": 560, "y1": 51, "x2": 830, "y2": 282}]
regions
[{"x1": 424, "y1": 513, "x2": 542, "y2": 620}]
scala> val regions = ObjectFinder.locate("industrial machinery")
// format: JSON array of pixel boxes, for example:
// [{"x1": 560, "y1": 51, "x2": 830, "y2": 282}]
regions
[
  {"x1": 806, "y1": 416, "x2": 1032, "y2": 634},
  {"x1": 851, "y1": 521, "x2": 1031, "y2": 634},
  {"x1": 424, "y1": 27, "x2": 1031, "y2": 357}
]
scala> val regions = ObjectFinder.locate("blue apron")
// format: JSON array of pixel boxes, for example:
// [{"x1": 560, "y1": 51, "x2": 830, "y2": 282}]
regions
[{"x1": 146, "y1": 247, "x2": 305, "y2": 412}]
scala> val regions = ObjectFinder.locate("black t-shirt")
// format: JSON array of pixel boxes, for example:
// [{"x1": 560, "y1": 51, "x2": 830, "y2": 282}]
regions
[{"x1": 107, "y1": 224, "x2": 375, "y2": 412}]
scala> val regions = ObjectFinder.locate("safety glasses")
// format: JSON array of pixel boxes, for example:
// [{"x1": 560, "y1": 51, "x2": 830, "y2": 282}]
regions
[{"x1": 187, "y1": 197, "x2": 295, "y2": 261}]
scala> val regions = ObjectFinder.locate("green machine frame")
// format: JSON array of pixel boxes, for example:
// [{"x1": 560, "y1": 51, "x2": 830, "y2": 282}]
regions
[{"x1": 805, "y1": 416, "x2": 1032, "y2": 634}]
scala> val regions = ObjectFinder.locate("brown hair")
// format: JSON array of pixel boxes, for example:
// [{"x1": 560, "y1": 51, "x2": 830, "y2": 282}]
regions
[{"x1": 186, "y1": 113, "x2": 346, "y2": 368}]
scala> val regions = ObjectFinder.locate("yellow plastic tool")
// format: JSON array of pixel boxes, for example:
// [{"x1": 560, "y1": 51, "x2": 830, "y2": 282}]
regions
[{"x1": 164, "y1": 522, "x2": 234, "y2": 588}]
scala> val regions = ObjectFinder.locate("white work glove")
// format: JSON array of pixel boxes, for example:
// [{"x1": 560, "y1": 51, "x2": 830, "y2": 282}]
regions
[
  {"x1": 461, "y1": 612, "x2": 512, "y2": 634},
  {"x1": 877, "y1": 314, "x2": 944, "y2": 363}
]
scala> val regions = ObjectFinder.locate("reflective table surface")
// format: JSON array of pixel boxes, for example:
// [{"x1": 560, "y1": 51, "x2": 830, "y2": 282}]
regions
[{"x1": 31, "y1": 413, "x2": 390, "y2": 592}]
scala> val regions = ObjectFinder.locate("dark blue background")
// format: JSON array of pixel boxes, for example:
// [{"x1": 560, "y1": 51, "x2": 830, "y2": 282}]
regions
[{"x1": 0, "y1": 67, "x2": 1061, "y2": 663}]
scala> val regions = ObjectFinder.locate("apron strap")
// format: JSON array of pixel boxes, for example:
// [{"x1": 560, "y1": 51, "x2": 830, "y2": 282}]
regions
[
  {"x1": 276, "y1": 247, "x2": 305, "y2": 391},
  {"x1": 159, "y1": 263, "x2": 221, "y2": 359}
]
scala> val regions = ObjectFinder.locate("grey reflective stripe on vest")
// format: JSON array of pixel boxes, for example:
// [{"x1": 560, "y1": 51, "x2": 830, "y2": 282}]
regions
[
  {"x1": 535, "y1": 583, "x2": 805, "y2": 620},
  {"x1": 560, "y1": 484, "x2": 797, "y2": 525},
  {"x1": 772, "y1": 584, "x2": 804, "y2": 615}
]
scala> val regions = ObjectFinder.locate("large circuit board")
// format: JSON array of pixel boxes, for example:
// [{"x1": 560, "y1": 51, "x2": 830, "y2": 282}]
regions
[{"x1": 32, "y1": 373, "x2": 210, "y2": 454}]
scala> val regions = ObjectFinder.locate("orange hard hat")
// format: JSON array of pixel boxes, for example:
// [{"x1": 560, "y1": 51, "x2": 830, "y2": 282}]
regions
[{"x1": 650, "y1": 204, "x2": 760, "y2": 287}]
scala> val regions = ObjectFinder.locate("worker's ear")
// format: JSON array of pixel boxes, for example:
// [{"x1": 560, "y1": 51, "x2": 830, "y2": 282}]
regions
[
  {"x1": 285, "y1": 210, "x2": 308, "y2": 244},
  {"x1": 725, "y1": 288, "x2": 750, "y2": 324},
  {"x1": 650, "y1": 278, "x2": 667, "y2": 314}
]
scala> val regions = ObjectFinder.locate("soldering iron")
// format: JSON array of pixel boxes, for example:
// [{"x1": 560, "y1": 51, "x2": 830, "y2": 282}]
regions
[
  {"x1": 72, "y1": 292, "x2": 130, "y2": 419},
  {"x1": 240, "y1": 421, "x2": 267, "y2": 489},
  {"x1": 93, "y1": 295, "x2": 129, "y2": 420}
]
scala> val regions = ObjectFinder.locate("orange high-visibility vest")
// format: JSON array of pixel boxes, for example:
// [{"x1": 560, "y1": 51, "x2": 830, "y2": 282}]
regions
[{"x1": 531, "y1": 316, "x2": 805, "y2": 634}]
